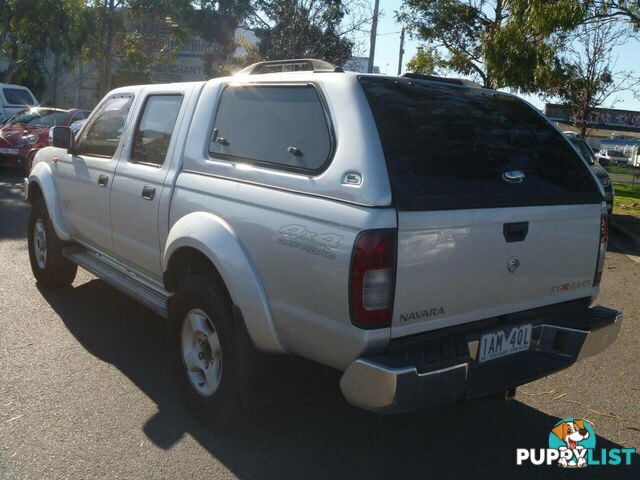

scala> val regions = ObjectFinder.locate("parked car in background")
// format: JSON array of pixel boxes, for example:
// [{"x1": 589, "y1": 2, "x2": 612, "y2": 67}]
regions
[
  {"x1": 597, "y1": 148, "x2": 629, "y2": 166},
  {"x1": 0, "y1": 83, "x2": 38, "y2": 124},
  {"x1": 0, "y1": 107, "x2": 90, "y2": 174},
  {"x1": 567, "y1": 136, "x2": 614, "y2": 216}
]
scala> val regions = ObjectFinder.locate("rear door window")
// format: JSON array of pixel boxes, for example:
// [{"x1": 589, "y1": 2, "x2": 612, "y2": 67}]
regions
[
  {"x1": 359, "y1": 77, "x2": 600, "y2": 210},
  {"x1": 131, "y1": 94, "x2": 183, "y2": 166},
  {"x1": 209, "y1": 84, "x2": 332, "y2": 173}
]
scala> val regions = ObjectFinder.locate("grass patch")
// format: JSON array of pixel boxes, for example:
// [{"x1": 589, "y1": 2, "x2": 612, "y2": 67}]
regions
[{"x1": 613, "y1": 182, "x2": 640, "y2": 217}]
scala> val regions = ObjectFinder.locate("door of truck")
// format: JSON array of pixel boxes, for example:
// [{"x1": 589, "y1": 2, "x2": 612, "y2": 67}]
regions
[
  {"x1": 55, "y1": 94, "x2": 134, "y2": 252},
  {"x1": 109, "y1": 86, "x2": 192, "y2": 280}
]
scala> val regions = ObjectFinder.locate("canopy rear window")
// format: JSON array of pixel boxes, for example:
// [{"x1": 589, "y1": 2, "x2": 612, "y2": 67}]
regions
[{"x1": 359, "y1": 77, "x2": 601, "y2": 210}]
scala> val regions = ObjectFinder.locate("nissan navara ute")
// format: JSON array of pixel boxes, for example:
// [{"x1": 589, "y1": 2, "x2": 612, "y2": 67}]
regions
[{"x1": 24, "y1": 59, "x2": 623, "y2": 424}]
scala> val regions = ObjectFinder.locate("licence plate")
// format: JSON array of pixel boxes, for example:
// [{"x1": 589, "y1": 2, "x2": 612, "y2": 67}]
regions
[
  {"x1": 0, "y1": 148, "x2": 19, "y2": 155},
  {"x1": 478, "y1": 324, "x2": 532, "y2": 363}
]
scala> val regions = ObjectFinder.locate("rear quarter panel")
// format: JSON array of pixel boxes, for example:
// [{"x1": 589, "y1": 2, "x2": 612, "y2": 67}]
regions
[
  {"x1": 170, "y1": 172, "x2": 395, "y2": 370},
  {"x1": 166, "y1": 73, "x2": 396, "y2": 369}
]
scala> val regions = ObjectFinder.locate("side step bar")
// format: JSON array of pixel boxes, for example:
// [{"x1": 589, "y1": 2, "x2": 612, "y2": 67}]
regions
[{"x1": 62, "y1": 247, "x2": 170, "y2": 318}]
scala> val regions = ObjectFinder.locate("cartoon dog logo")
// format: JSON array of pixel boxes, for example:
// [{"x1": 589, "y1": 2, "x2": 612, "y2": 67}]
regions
[{"x1": 550, "y1": 419, "x2": 593, "y2": 468}]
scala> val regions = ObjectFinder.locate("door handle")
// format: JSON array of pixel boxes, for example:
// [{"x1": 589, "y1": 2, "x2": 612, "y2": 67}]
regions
[
  {"x1": 141, "y1": 185, "x2": 156, "y2": 200},
  {"x1": 503, "y1": 222, "x2": 529, "y2": 243},
  {"x1": 98, "y1": 174, "x2": 109, "y2": 187}
]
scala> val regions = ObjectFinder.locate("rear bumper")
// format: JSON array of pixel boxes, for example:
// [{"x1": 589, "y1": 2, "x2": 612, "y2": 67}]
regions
[{"x1": 339, "y1": 305, "x2": 622, "y2": 413}]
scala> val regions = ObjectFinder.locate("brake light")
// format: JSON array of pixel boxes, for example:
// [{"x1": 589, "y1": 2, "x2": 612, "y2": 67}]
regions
[
  {"x1": 350, "y1": 229, "x2": 396, "y2": 328},
  {"x1": 593, "y1": 214, "x2": 608, "y2": 287}
]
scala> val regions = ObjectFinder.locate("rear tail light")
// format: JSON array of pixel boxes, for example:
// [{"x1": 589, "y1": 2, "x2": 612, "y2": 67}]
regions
[
  {"x1": 593, "y1": 214, "x2": 608, "y2": 287},
  {"x1": 350, "y1": 229, "x2": 396, "y2": 328}
]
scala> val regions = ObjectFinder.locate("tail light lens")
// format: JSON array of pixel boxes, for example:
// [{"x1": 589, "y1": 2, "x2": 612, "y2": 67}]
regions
[
  {"x1": 350, "y1": 229, "x2": 396, "y2": 328},
  {"x1": 593, "y1": 214, "x2": 608, "y2": 287}
]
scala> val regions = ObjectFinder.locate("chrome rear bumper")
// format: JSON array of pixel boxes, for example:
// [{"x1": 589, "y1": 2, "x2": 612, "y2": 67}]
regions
[{"x1": 340, "y1": 306, "x2": 622, "y2": 413}]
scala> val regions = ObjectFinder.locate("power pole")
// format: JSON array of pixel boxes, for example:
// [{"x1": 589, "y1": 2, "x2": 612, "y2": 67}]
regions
[
  {"x1": 367, "y1": 0, "x2": 380, "y2": 73},
  {"x1": 397, "y1": 28, "x2": 405, "y2": 76}
]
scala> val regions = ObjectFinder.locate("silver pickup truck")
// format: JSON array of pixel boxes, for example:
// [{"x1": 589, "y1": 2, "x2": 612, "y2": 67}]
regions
[{"x1": 25, "y1": 59, "x2": 622, "y2": 425}]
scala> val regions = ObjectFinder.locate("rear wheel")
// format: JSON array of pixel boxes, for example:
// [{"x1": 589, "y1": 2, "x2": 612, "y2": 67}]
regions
[
  {"x1": 168, "y1": 273, "x2": 241, "y2": 427},
  {"x1": 27, "y1": 198, "x2": 77, "y2": 287}
]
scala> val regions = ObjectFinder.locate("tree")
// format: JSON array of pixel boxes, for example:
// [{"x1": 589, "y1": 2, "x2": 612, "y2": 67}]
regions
[
  {"x1": 180, "y1": 0, "x2": 254, "y2": 76},
  {"x1": 86, "y1": 0, "x2": 254, "y2": 94},
  {"x1": 397, "y1": 0, "x2": 585, "y2": 90},
  {"x1": 549, "y1": 20, "x2": 640, "y2": 136},
  {"x1": 0, "y1": 0, "x2": 87, "y2": 92},
  {"x1": 405, "y1": 46, "x2": 441, "y2": 75},
  {"x1": 586, "y1": 1, "x2": 640, "y2": 29},
  {"x1": 248, "y1": 0, "x2": 370, "y2": 66},
  {"x1": 83, "y1": 0, "x2": 126, "y2": 95},
  {"x1": 45, "y1": 0, "x2": 91, "y2": 104}
]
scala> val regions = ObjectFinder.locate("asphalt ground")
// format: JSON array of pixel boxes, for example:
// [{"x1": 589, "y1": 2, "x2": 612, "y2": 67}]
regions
[{"x1": 1, "y1": 169, "x2": 639, "y2": 479}]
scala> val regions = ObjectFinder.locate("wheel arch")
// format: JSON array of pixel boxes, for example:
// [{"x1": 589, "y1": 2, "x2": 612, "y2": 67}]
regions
[
  {"x1": 26, "y1": 161, "x2": 71, "y2": 241},
  {"x1": 163, "y1": 212, "x2": 286, "y2": 354}
]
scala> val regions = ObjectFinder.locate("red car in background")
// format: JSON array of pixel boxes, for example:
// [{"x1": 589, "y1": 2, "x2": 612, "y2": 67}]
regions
[{"x1": 0, "y1": 107, "x2": 90, "y2": 174}]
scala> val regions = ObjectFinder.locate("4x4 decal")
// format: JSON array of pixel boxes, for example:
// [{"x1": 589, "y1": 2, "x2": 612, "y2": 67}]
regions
[{"x1": 277, "y1": 224, "x2": 343, "y2": 260}]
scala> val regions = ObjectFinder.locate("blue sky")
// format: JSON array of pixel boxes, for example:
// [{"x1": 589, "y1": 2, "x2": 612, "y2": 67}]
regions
[{"x1": 361, "y1": 0, "x2": 640, "y2": 111}]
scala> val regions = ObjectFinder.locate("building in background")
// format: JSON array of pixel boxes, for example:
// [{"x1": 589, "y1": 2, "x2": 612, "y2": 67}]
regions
[{"x1": 545, "y1": 103, "x2": 640, "y2": 149}]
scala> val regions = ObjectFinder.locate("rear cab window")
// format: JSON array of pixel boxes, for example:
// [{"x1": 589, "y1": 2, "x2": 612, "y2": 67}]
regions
[
  {"x1": 359, "y1": 76, "x2": 601, "y2": 210},
  {"x1": 209, "y1": 84, "x2": 333, "y2": 173}
]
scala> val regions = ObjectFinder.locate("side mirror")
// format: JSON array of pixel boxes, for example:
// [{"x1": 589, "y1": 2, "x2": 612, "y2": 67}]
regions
[{"x1": 49, "y1": 126, "x2": 74, "y2": 151}]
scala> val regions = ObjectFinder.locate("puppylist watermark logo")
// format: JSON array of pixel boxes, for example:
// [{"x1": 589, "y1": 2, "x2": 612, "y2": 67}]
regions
[{"x1": 516, "y1": 418, "x2": 636, "y2": 467}]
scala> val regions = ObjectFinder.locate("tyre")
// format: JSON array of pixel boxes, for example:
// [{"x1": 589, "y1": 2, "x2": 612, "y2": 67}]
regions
[
  {"x1": 27, "y1": 198, "x2": 77, "y2": 287},
  {"x1": 168, "y1": 273, "x2": 241, "y2": 427}
]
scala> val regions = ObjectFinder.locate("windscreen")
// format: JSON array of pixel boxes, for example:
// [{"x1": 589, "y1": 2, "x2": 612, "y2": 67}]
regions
[
  {"x1": 7, "y1": 109, "x2": 67, "y2": 127},
  {"x1": 359, "y1": 76, "x2": 601, "y2": 210}
]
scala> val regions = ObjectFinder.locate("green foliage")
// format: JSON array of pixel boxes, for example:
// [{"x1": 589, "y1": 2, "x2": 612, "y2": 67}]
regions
[
  {"x1": 405, "y1": 46, "x2": 442, "y2": 74},
  {"x1": 399, "y1": 0, "x2": 586, "y2": 91},
  {"x1": 0, "y1": 0, "x2": 88, "y2": 90},
  {"x1": 251, "y1": 0, "x2": 354, "y2": 65},
  {"x1": 588, "y1": 1, "x2": 640, "y2": 30},
  {"x1": 1, "y1": 0, "x2": 359, "y2": 95},
  {"x1": 86, "y1": 0, "x2": 253, "y2": 91}
]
